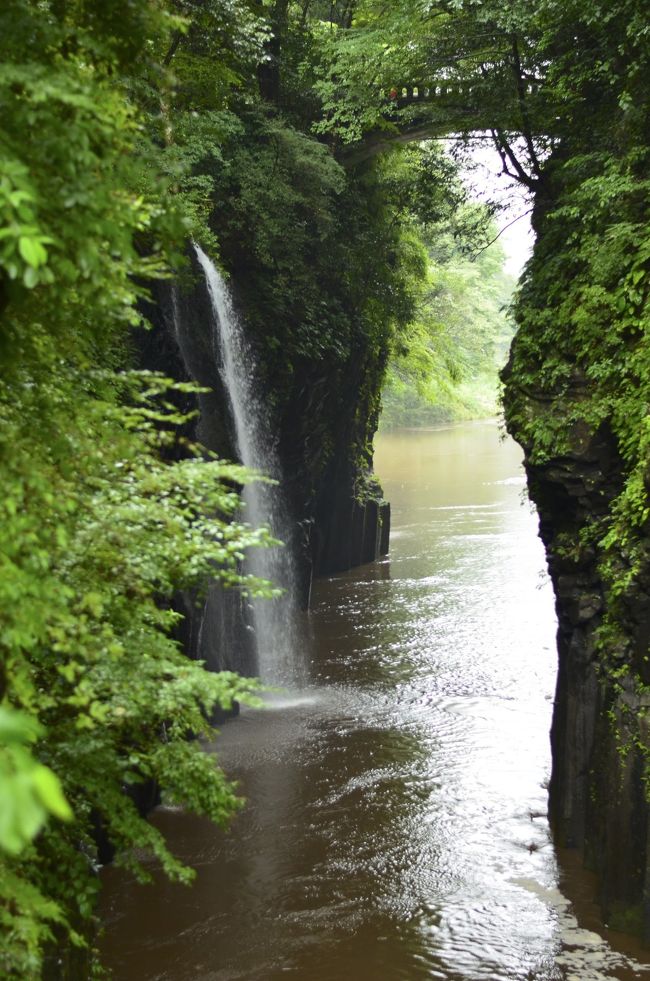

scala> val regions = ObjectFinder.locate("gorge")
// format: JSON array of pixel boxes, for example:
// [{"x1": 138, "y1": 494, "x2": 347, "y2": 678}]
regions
[{"x1": 1, "y1": 0, "x2": 649, "y2": 977}]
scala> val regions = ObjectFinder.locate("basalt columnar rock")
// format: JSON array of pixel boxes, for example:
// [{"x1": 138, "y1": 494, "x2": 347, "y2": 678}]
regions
[
  {"x1": 274, "y1": 336, "x2": 391, "y2": 583},
  {"x1": 503, "y1": 152, "x2": 650, "y2": 936},
  {"x1": 136, "y1": 110, "x2": 401, "y2": 639},
  {"x1": 138, "y1": 242, "x2": 390, "y2": 662},
  {"x1": 135, "y1": 270, "x2": 256, "y2": 682},
  {"x1": 504, "y1": 382, "x2": 650, "y2": 933}
]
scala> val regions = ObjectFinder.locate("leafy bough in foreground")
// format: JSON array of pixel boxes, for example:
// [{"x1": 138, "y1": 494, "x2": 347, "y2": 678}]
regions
[{"x1": 0, "y1": 372, "x2": 276, "y2": 978}]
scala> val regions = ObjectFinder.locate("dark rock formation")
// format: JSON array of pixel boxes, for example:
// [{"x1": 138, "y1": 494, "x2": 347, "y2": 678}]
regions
[
  {"x1": 136, "y1": 250, "x2": 389, "y2": 678},
  {"x1": 275, "y1": 348, "x2": 391, "y2": 583},
  {"x1": 503, "y1": 357, "x2": 650, "y2": 939},
  {"x1": 134, "y1": 261, "x2": 255, "y2": 683},
  {"x1": 312, "y1": 494, "x2": 390, "y2": 575}
]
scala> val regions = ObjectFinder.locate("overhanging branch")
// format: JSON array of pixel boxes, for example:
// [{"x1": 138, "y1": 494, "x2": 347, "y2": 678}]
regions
[{"x1": 470, "y1": 208, "x2": 533, "y2": 262}]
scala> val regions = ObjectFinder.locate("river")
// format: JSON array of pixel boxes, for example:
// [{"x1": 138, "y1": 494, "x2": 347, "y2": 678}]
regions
[{"x1": 100, "y1": 421, "x2": 650, "y2": 980}]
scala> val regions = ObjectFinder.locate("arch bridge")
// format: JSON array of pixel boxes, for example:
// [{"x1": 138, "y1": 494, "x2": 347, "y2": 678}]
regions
[{"x1": 343, "y1": 75, "x2": 545, "y2": 184}]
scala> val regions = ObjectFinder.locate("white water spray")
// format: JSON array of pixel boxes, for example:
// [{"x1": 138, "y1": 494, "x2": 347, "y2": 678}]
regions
[{"x1": 194, "y1": 244, "x2": 302, "y2": 686}]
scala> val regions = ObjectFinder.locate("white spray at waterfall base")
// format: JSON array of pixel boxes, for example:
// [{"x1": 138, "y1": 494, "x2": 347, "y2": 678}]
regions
[{"x1": 194, "y1": 244, "x2": 304, "y2": 687}]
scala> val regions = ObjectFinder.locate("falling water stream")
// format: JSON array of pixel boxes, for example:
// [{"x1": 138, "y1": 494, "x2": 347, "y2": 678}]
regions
[
  {"x1": 100, "y1": 421, "x2": 650, "y2": 980},
  {"x1": 193, "y1": 245, "x2": 300, "y2": 686}
]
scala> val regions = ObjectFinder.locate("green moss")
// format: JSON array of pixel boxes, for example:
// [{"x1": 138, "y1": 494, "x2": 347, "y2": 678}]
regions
[{"x1": 607, "y1": 901, "x2": 645, "y2": 937}]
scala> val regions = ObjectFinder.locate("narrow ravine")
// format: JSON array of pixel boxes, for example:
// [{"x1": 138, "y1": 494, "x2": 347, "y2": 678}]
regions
[{"x1": 99, "y1": 422, "x2": 650, "y2": 980}]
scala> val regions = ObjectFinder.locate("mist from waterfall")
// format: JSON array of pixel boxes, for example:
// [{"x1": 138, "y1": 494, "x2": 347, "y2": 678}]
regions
[{"x1": 194, "y1": 244, "x2": 302, "y2": 687}]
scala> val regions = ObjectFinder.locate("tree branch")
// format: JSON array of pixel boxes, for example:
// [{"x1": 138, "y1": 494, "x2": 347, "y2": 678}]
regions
[
  {"x1": 510, "y1": 36, "x2": 541, "y2": 178},
  {"x1": 491, "y1": 126, "x2": 537, "y2": 189},
  {"x1": 162, "y1": 29, "x2": 183, "y2": 67},
  {"x1": 470, "y1": 208, "x2": 533, "y2": 262}
]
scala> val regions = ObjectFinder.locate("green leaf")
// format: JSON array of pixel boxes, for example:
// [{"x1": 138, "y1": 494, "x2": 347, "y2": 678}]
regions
[
  {"x1": 23, "y1": 264, "x2": 38, "y2": 289},
  {"x1": 0, "y1": 706, "x2": 42, "y2": 745},
  {"x1": 31, "y1": 766, "x2": 73, "y2": 822},
  {"x1": 18, "y1": 235, "x2": 46, "y2": 268}
]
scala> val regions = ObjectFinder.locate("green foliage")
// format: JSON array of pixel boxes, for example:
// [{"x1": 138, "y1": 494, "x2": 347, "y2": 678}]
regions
[
  {"x1": 1, "y1": 373, "x2": 271, "y2": 978},
  {"x1": 501, "y1": 0, "x2": 650, "y2": 788},
  {"x1": 209, "y1": 113, "x2": 428, "y2": 396},
  {"x1": 380, "y1": 151, "x2": 516, "y2": 428},
  {"x1": 0, "y1": 2, "x2": 272, "y2": 977},
  {"x1": 506, "y1": 155, "x2": 650, "y2": 583},
  {"x1": 147, "y1": 0, "x2": 269, "y2": 243},
  {"x1": 0, "y1": 1, "x2": 183, "y2": 376},
  {"x1": 0, "y1": 707, "x2": 72, "y2": 858},
  {"x1": 303, "y1": 0, "x2": 549, "y2": 166},
  {"x1": 169, "y1": 0, "x2": 269, "y2": 88},
  {"x1": 311, "y1": 21, "x2": 399, "y2": 143}
]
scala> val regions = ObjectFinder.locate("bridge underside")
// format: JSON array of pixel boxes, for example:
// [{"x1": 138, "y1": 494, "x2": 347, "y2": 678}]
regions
[{"x1": 338, "y1": 81, "x2": 545, "y2": 168}]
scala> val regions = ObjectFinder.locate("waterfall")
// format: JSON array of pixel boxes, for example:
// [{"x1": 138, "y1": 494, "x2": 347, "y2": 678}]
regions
[{"x1": 194, "y1": 244, "x2": 302, "y2": 687}]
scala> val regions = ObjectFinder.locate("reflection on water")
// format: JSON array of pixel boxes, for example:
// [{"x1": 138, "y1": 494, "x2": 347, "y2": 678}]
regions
[{"x1": 99, "y1": 421, "x2": 650, "y2": 980}]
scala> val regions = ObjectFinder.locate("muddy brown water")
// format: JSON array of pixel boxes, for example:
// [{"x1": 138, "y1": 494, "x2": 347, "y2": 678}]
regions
[{"x1": 100, "y1": 421, "x2": 650, "y2": 980}]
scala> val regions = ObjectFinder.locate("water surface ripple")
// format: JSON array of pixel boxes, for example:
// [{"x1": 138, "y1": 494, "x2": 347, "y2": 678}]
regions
[{"x1": 100, "y1": 422, "x2": 650, "y2": 980}]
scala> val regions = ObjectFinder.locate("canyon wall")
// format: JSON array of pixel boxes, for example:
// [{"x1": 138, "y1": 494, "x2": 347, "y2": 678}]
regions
[
  {"x1": 503, "y1": 150, "x2": 650, "y2": 935},
  {"x1": 137, "y1": 239, "x2": 390, "y2": 676}
]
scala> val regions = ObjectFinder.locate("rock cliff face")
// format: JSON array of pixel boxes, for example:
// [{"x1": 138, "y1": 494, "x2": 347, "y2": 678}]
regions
[
  {"x1": 503, "y1": 169, "x2": 650, "y2": 934},
  {"x1": 272, "y1": 335, "x2": 391, "y2": 583},
  {"x1": 136, "y1": 267, "x2": 256, "y2": 683},
  {"x1": 137, "y1": 250, "x2": 389, "y2": 674},
  {"x1": 506, "y1": 393, "x2": 650, "y2": 932}
]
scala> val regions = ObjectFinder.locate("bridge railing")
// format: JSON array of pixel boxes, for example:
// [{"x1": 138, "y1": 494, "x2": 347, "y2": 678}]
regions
[{"x1": 385, "y1": 81, "x2": 540, "y2": 106}]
